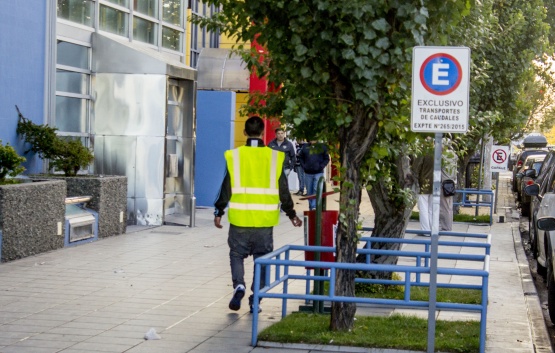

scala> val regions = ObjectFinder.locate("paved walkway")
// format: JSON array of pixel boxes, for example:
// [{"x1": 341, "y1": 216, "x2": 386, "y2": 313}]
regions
[{"x1": 0, "y1": 172, "x2": 550, "y2": 352}]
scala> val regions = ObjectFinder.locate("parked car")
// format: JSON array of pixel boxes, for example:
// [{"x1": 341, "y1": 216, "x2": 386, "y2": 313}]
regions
[
  {"x1": 512, "y1": 149, "x2": 548, "y2": 192},
  {"x1": 516, "y1": 155, "x2": 545, "y2": 215},
  {"x1": 523, "y1": 151, "x2": 555, "y2": 264},
  {"x1": 524, "y1": 155, "x2": 555, "y2": 276},
  {"x1": 534, "y1": 216, "x2": 555, "y2": 323}
]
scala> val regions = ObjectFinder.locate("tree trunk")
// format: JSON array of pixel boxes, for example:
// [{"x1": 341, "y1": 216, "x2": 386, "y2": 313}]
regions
[
  {"x1": 361, "y1": 155, "x2": 415, "y2": 278},
  {"x1": 330, "y1": 107, "x2": 376, "y2": 331}
]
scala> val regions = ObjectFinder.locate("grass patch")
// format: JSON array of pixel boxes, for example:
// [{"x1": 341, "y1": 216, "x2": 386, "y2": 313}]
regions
[
  {"x1": 258, "y1": 312, "x2": 480, "y2": 353},
  {"x1": 354, "y1": 282, "x2": 482, "y2": 304},
  {"x1": 411, "y1": 211, "x2": 490, "y2": 224}
]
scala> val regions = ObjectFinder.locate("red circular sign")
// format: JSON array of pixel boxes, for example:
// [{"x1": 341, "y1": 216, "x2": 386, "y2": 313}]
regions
[{"x1": 492, "y1": 149, "x2": 507, "y2": 164}]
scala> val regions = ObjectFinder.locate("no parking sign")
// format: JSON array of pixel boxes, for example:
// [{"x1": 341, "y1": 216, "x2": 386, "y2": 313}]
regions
[
  {"x1": 490, "y1": 145, "x2": 510, "y2": 172},
  {"x1": 411, "y1": 47, "x2": 470, "y2": 133}
]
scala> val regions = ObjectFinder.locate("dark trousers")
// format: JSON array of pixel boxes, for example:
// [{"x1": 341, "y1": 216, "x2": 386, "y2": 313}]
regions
[{"x1": 228, "y1": 225, "x2": 273, "y2": 293}]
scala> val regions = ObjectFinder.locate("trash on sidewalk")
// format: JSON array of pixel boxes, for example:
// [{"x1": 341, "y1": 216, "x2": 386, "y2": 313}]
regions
[{"x1": 144, "y1": 327, "x2": 161, "y2": 340}]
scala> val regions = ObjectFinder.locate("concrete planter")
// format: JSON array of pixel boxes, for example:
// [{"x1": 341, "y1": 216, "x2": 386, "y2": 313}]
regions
[
  {"x1": 32, "y1": 175, "x2": 128, "y2": 239},
  {"x1": 0, "y1": 180, "x2": 66, "y2": 262}
]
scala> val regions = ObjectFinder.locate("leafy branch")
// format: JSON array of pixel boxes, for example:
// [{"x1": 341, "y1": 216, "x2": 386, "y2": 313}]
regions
[{"x1": 15, "y1": 106, "x2": 93, "y2": 177}]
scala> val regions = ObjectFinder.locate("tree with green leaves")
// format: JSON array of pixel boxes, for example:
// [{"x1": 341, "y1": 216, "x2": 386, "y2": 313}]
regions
[
  {"x1": 16, "y1": 106, "x2": 94, "y2": 177},
  {"x1": 194, "y1": 0, "x2": 472, "y2": 330},
  {"x1": 447, "y1": 0, "x2": 552, "y2": 184},
  {"x1": 0, "y1": 140, "x2": 25, "y2": 184}
]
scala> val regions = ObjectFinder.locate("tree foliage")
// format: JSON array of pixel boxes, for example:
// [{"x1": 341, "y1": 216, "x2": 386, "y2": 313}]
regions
[
  {"x1": 0, "y1": 140, "x2": 25, "y2": 183},
  {"x1": 15, "y1": 106, "x2": 94, "y2": 177},
  {"x1": 193, "y1": 0, "x2": 553, "y2": 331}
]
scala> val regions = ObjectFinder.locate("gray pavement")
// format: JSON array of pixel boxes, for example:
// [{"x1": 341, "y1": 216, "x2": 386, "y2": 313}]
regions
[{"x1": 0, "y1": 172, "x2": 550, "y2": 353}]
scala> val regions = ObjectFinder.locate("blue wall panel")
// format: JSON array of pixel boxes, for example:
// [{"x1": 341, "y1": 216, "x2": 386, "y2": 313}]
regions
[
  {"x1": 0, "y1": 1, "x2": 46, "y2": 173},
  {"x1": 195, "y1": 91, "x2": 235, "y2": 207}
]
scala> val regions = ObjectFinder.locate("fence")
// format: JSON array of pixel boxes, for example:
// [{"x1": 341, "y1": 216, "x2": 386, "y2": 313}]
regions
[
  {"x1": 251, "y1": 228, "x2": 491, "y2": 353},
  {"x1": 454, "y1": 189, "x2": 495, "y2": 225}
]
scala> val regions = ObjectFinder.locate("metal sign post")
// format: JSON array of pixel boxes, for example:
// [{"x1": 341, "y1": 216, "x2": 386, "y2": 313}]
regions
[
  {"x1": 411, "y1": 46, "x2": 470, "y2": 353},
  {"x1": 427, "y1": 133, "x2": 443, "y2": 352}
]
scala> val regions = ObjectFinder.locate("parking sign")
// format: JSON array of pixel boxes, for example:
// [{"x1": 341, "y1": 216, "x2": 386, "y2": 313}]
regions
[
  {"x1": 411, "y1": 47, "x2": 470, "y2": 133},
  {"x1": 491, "y1": 145, "x2": 510, "y2": 172}
]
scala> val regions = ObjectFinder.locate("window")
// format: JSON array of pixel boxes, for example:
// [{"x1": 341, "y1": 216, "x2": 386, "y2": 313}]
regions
[
  {"x1": 105, "y1": 0, "x2": 129, "y2": 6},
  {"x1": 162, "y1": 26, "x2": 182, "y2": 51},
  {"x1": 55, "y1": 41, "x2": 92, "y2": 135},
  {"x1": 57, "y1": 0, "x2": 94, "y2": 26},
  {"x1": 190, "y1": 0, "x2": 219, "y2": 67},
  {"x1": 134, "y1": 16, "x2": 157, "y2": 45},
  {"x1": 162, "y1": 0, "x2": 182, "y2": 26},
  {"x1": 99, "y1": 4, "x2": 129, "y2": 36},
  {"x1": 134, "y1": 0, "x2": 157, "y2": 17}
]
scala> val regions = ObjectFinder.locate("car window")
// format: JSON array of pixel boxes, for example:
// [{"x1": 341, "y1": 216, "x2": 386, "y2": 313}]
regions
[
  {"x1": 533, "y1": 161, "x2": 543, "y2": 174},
  {"x1": 546, "y1": 163, "x2": 555, "y2": 193},
  {"x1": 538, "y1": 152, "x2": 555, "y2": 194},
  {"x1": 538, "y1": 152, "x2": 555, "y2": 176}
]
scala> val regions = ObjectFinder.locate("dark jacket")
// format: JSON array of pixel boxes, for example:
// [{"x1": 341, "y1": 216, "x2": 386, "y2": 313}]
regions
[
  {"x1": 268, "y1": 138, "x2": 296, "y2": 170},
  {"x1": 299, "y1": 142, "x2": 330, "y2": 174},
  {"x1": 214, "y1": 138, "x2": 297, "y2": 220},
  {"x1": 412, "y1": 154, "x2": 434, "y2": 194}
]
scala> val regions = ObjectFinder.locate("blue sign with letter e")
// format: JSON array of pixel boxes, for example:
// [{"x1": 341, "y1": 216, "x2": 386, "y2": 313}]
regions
[{"x1": 420, "y1": 53, "x2": 462, "y2": 96}]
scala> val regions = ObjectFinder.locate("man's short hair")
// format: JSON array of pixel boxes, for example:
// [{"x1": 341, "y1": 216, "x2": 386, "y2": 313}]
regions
[
  {"x1": 275, "y1": 127, "x2": 284, "y2": 134},
  {"x1": 245, "y1": 116, "x2": 265, "y2": 137}
]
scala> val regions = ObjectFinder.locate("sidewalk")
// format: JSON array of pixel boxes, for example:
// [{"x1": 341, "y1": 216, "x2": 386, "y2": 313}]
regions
[{"x1": 0, "y1": 172, "x2": 549, "y2": 353}]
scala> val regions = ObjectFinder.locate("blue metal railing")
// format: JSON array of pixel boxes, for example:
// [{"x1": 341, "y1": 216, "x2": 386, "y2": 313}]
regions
[
  {"x1": 251, "y1": 229, "x2": 490, "y2": 353},
  {"x1": 454, "y1": 189, "x2": 494, "y2": 225}
]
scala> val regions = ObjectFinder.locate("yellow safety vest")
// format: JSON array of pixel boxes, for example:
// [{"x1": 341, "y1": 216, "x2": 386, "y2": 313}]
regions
[{"x1": 225, "y1": 146, "x2": 284, "y2": 227}]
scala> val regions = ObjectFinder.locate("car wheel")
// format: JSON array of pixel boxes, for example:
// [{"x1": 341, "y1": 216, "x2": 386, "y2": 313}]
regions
[
  {"x1": 548, "y1": 262, "x2": 555, "y2": 323},
  {"x1": 531, "y1": 226, "x2": 538, "y2": 259}
]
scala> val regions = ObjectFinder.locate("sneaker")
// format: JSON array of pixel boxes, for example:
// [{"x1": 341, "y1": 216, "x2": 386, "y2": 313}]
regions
[
  {"x1": 248, "y1": 295, "x2": 262, "y2": 313},
  {"x1": 229, "y1": 285, "x2": 245, "y2": 311}
]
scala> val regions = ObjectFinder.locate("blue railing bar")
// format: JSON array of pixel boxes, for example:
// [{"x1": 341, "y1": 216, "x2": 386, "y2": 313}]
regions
[
  {"x1": 354, "y1": 278, "x2": 483, "y2": 290},
  {"x1": 358, "y1": 249, "x2": 486, "y2": 261},
  {"x1": 255, "y1": 292, "x2": 484, "y2": 312},
  {"x1": 361, "y1": 227, "x2": 490, "y2": 239},
  {"x1": 454, "y1": 202, "x2": 494, "y2": 207},
  {"x1": 256, "y1": 259, "x2": 433, "y2": 273},
  {"x1": 362, "y1": 235, "x2": 490, "y2": 246},
  {"x1": 260, "y1": 261, "x2": 487, "y2": 278}
]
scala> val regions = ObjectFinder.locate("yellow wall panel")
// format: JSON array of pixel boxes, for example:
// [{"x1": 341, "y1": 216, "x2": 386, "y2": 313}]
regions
[{"x1": 233, "y1": 93, "x2": 249, "y2": 147}]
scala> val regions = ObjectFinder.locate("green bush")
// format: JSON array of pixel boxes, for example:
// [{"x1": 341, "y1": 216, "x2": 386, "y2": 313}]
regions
[
  {"x1": 16, "y1": 106, "x2": 93, "y2": 177},
  {"x1": 0, "y1": 140, "x2": 26, "y2": 184}
]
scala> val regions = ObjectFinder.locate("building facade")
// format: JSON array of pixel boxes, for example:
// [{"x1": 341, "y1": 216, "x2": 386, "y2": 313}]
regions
[{"x1": 0, "y1": 0, "x2": 221, "y2": 225}]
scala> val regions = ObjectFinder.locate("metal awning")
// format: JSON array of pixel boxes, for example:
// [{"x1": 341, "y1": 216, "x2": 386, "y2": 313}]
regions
[
  {"x1": 92, "y1": 33, "x2": 196, "y2": 81},
  {"x1": 196, "y1": 48, "x2": 249, "y2": 91}
]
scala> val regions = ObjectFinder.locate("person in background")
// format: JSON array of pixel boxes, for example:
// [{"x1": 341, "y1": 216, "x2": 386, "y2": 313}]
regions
[
  {"x1": 299, "y1": 141, "x2": 330, "y2": 210},
  {"x1": 413, "y1": 151, "x2": 434, "y2": 233},
  {"x1": 268, "y1": 127, "x2": 296, "y2": 178},
  {"x1": 294, "y1": 139, "x2": 307, "y2": 196},
  {"x1": 214, "y1": 116, "x2": 302, "y2": 314},
  {"x1": 440, "y1": 139, "x2": 458, "y2": 231}
]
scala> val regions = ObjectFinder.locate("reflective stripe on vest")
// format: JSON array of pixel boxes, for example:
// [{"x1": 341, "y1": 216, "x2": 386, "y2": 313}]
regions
[{"x1": 225, "y1": 146, "x2": 284, "y2": 227}]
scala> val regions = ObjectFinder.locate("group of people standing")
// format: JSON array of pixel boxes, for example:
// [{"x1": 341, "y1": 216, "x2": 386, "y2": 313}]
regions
[{"x1": 267, "y1": 128, "x2": 330, "y2": 210}]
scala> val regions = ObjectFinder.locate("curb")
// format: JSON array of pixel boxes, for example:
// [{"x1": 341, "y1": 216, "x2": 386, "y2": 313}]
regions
[
  {"x1": 512, "y1": 222, "x2": 552, "y2": 352},
  {"x1": 258, "y1": 341, "x2": 424, "y2": 353}
]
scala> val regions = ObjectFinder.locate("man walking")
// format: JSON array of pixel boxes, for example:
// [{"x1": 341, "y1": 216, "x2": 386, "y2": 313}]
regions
[
  {"x1": 268, "y1": 127, "x2": 296, "y2": 177},
  {"x1": 214, "y1": 116, "x2": 302, "y2": 313},
  {"x1": 298, "y1": 141, "x2": 330, "y2": 210}
]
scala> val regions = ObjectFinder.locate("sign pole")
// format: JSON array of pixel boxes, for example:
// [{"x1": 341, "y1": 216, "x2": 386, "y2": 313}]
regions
[
  {"x1": 427, "y1": 133, "x2": 443, "y2": 353},
  {"x1": 411, "y1": 46, "x2": 470, "y2": 353}
]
